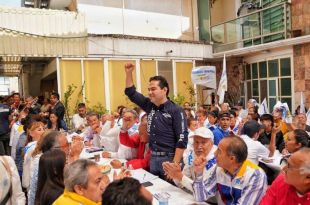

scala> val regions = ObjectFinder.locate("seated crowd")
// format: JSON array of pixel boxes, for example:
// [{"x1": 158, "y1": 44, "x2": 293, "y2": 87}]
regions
[{"x1": 0, "y1": 88, "x2": 310, "y2": 205}]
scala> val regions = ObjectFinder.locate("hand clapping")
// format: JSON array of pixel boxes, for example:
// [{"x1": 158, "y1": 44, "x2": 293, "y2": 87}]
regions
[
  {"x1": 193, "y1": 156, "x2": 207, "y2": 175},
  {"x1": 162, "y1": 161, "x2": 183, "y2": 181}
]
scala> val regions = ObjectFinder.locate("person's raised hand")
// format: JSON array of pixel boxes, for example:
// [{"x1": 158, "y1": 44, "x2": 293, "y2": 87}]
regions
[
  {"x1": 193, "y1": 156, "x2": 206, "y2": 175},
  {"x1": 162, "y1": 161, "x2": 183, "y2": 181},
  {"x1": 124, "y1": 63, "x2": 134, "y2": 73}
]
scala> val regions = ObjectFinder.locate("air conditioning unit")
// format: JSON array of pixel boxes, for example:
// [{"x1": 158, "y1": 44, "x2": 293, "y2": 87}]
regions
[{"x1": 49, "y1": 0, "x2": 72, "y2": 10}]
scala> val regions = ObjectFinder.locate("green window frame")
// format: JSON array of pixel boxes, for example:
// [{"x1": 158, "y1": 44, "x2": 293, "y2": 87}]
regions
[{"x1": 241, "y1": 57, "x2": 292, "y2": 112}]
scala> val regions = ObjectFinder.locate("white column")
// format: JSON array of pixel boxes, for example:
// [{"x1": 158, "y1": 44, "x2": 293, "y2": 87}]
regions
[
  {"x1": 172, "y1": 60, "x2": 177, "y2": 96},
  {"x1": 103, "y1": 59, "x2": 111, "y2": 113},
  {"x1": 81, "y1": 59, "x2": 86, "y2": 103},
  {"x1": 56, "y1": 57, "x2": 61, "y2": 100},
  {"x1": 135, "y1": 59, "x2": 141, "y2": 92},
  {"x1": 193, "y1": 60, "x2": 198, "y2": 110}
]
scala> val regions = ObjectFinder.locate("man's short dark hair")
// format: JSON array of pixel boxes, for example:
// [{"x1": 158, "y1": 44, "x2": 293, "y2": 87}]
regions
[
  {"x1": 78, "y1": 103, "x2": 86, "y2": 109},
  {"x1": 225, "y1": 134, "x2": 248, "y2": 164},
  {"x1": 243, "y1": 120, "x2": 262, "y2": 138},
  {"x1": 149, "y1": 75, "x2": 169, "y2": 97},
  {"x1": 196, "y1": 110, "x2": 207, "y2": 117},
  {"x1": 208, "y1": 110, "x2": 218, "y2": 118},
  {"x1": 51, "y1": 92, "x2": 60, "y2": 100},
  {"x1": 11, "y1": 92, "x2": 20, "y2": 97},
  {"x1": 187, "y1": 117, "x2": 196, "y2": 127},
  {"x1": 219, "y1": 111, "x2": 230, "y2": 119},
  {"x1": 86, "y1": 111, "x2": 99, "y2": 119},
  {"x1": 102, "y1": 177, "x2": 152, "y2": 205},
  {"x1": 229, "y1": 110, "x2": 237, "y2": 118},
  {"x1": 260, "y1": 114, "x2": 274, "y2": 126}
]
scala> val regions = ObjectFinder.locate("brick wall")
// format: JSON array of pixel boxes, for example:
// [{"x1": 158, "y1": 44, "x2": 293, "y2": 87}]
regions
[
  {"x1": 293, "y1": 43, "x2": 310, "y2": 107},
  {"x1": 292, "y1": 0, "x2": 310, "y2": 108},
  {"x1": 291, "y1": 0, "x2": 310, "y2": 36}
]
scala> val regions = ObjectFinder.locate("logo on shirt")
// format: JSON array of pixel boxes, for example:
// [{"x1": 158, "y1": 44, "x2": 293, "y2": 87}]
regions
[
  {"x1": 147, "y1": 110, "x2": 155, "y2": 133},
  {"x1": 162, "y1": 113, "x2": 171, "y2": 118}
]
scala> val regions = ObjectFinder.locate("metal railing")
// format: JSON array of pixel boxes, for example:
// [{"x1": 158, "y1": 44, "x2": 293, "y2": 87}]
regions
[{"x1": 211, "y1": 1, "x2": 291, "y2": 53}]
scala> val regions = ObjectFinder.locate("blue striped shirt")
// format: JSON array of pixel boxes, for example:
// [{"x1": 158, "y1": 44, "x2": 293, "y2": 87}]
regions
[{"x1": 193, "y1": 160, "x2": 267, "y2": 205}]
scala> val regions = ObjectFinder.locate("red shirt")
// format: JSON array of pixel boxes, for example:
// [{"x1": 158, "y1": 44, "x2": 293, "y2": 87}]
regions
[
  {"x1": 260, "y1": 174, "x2": 310, "y2": 205},
  {"x1": 119, "y1": 132, "x2": 150, "y2": 170}
]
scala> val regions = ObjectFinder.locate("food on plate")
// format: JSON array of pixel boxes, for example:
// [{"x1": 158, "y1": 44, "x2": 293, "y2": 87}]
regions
[
  {"x1": 110, "y1": 159, "x2": 123, "y2": 169},
  {"x1": 99, "y1": 165, "x2": 112, "y2": 174}
]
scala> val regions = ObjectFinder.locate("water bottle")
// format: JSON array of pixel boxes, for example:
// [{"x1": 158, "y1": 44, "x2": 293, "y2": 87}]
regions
[{"x1": 188, "y1": 151, "x2": 193, "y2": 166}]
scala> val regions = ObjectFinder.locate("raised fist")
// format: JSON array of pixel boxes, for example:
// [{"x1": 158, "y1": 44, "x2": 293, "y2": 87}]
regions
[{"x1": 124, "y1": 63, "x2": 134, "y2": 73}]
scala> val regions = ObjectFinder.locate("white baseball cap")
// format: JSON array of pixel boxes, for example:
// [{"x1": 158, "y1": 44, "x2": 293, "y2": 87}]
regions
[{"x1": 193, "y1": 127, "x2": 214, "y2": 142}]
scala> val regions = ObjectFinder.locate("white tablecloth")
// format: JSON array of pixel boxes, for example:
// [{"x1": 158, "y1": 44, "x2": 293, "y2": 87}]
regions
[{"x1": 80, "y1": 148, "x2": 208, "y2": 205}]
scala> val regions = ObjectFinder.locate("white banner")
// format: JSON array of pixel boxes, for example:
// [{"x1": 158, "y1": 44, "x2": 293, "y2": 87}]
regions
[
  {"x1": 191, "y1": 66, "x2": 216, "y2": 89},
  {"x1": 217, "y1": 54, "x2": 227, "y2": 104}
]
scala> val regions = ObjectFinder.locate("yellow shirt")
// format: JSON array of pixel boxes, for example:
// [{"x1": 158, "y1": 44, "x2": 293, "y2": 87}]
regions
[
  {"x1": 53, "y1": 190, "x2": 101, "y2": 205},
  {"x1": 274, "y1": 119, "x2": 289, "y2": 135}
]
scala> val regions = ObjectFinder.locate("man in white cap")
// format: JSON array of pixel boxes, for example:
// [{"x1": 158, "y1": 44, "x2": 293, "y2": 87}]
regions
[{"x1": 163, "y1": 127, "x2": 217, "y2": 193}]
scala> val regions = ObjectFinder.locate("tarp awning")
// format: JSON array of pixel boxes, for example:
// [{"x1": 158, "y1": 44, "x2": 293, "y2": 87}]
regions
[{"x1": 0, "y1": 6, "x2": 87, "y2": 57}]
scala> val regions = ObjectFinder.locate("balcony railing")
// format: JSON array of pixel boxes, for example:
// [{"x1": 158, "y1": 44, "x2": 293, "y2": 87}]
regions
[{"x1": 211, "y1": 1, "x2": 291, "y2": 53}]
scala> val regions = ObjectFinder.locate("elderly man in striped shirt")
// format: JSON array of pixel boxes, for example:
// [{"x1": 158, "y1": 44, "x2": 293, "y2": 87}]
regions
[{"x1": 192, "y1": 135, "x2": 267, "y2": 205}]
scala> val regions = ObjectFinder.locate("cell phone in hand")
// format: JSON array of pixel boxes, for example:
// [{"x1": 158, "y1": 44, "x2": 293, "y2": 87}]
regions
[
  {"x1": 85, "y1": 147, "x2": 103, "y2": 153},
  {"x1": 141, "y1": 181, "x2": 153, "y2": 187}
]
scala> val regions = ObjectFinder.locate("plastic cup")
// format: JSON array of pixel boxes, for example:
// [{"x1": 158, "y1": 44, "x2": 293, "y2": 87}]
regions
[
  {"x1": 94, "y1": 154, "x2": 100, "y2": 162},
  {"x1": 157, "y1": 192, "x2": 170, "y2": 205}
]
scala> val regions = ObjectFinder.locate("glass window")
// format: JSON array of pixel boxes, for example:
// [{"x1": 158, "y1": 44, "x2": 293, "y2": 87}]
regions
[
  {"x1": 259, "y1": 61, "x2": 267, "y2": 78},
  {"x1": 242, "y1": 57, "x2": 292, "y2": 109},
  {"x1": 247, "y1": 81, "x2": 252, "y2": 99},
  {"x1": 269, "y1": 98, "x2": 277, "y2": 113},
  {"x1": 252, "y1": 63, "x2": 258, "y2": 79},
  {"x1": 268, "y1": 59, "x2": 278, "y2": 77},
  {"x1": 158, "y1": 61, "x2": 174, "y2": 97},
  {"x1": 197, "y1": 0, "x2": 211, "y2": 42},
  {"x1": 280, "y1": 78, "x2": 291, "y2": 96},
  {"x1": 260, "y1": 80, "x2": 267, "y2": 101},
  {"x1": 280, "y1": 58, "x2": 291, "y2": 76},
  {"x1": 268, "y1": 80, "x2": 276, "y2": 96},
  {"x1": 240, "y1": 83, "x2": 245, "y2": 96},
  {"x1": 281, "y1": 97, "x2": 292, "y2": 112},
  {"x1": 253, "y1": 80, "x2": 259, "y2": 96},
  {"x1": 246, "y1": 64, "x2": 251, "y2": 80},
  {"x1": 243, "y1": 66, "x2": 246, "y2": 81}
]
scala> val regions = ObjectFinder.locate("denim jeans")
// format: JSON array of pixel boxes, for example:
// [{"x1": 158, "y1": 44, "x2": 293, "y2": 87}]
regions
[{"x1": 150, "y1": 153, "x2": 174, "y2": 180}]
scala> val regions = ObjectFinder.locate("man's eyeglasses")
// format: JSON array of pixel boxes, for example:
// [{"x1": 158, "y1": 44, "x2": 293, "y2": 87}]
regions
[{"x1": 53, "y1": 143, "x2": 69, "y2": 150}]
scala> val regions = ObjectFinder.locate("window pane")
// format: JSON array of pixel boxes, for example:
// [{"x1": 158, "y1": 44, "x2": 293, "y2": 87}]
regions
[
  {"x1": 243, "y1": 66, "x2": 246, "y2": 81},
  {"x1": 246, "y1": 64, "x2": 251, "y2": 80},
  {"x1": 259, "y1": 61, "x2": 267, "y2": 78},
  {"x1": 253, "y1": 97, "x2": 259, "y2": 103},
  {"x1": 280, "y1": 58, "x2": 291, "y2": 76},
  {"x1": 197, "y1": 0, "x2": 211, "y2": 41},
  {"x1": 253, "y1": 80, "x2": 259, "y2": 96},
  {"x1": 280, "y1": 78, "x2": 291, "y2": 96},
  {"x1": 269, "y1": 98, "x2": 277, "y2": 113},
  {"x1": 268, "y1": 59, "x2": 278, "y2": 77},
  {"x1": 240, "y1": 83, "x2": 245, "y2": 96},
  {"x1": 260, "y1": 80, "x2": 267, "y2": 101},
  {"x1": 269, "y1": 80, "x2": 276, "y2": 96},
  {"x1": 281, "y1": 98, "x2": 292, "y2": 112},
  {"x1": 252, "y1": 63, "x2": 258, "y2": 79},
  {"x1": 247, "y1": 81, "x2": 252, "y2": 99},
  {"x1": 158, "y1": 61, "x2": 174, "y2": 97}
]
